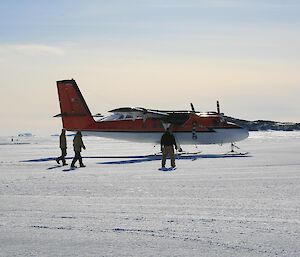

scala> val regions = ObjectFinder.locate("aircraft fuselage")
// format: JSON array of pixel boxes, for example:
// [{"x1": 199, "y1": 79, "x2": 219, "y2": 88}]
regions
[{"x1": 56, "y1": 79, "x2": 249, "y2": 145}]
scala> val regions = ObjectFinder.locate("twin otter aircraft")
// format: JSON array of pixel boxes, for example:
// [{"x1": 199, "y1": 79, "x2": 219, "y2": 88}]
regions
[{"x1": 55, "y1": 79, "x2": 248, "y2": 148}]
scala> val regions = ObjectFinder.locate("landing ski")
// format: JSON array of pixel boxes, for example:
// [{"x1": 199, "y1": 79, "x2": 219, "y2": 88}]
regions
[{"x1": 158, "y1": 167, "x2": 177, "y2": 171}]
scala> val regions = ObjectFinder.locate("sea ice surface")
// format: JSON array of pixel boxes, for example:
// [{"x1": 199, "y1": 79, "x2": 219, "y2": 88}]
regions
[{"x1": 0, "y1": 131, "x2": 299, "y2": 257}]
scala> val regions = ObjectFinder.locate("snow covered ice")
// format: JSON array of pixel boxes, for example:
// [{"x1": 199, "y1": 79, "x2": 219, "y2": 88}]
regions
[{"x1": 0, "y1": 131, "x2": 299, "y2": 257}]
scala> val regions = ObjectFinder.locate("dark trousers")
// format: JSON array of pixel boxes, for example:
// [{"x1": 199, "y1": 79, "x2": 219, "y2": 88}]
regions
[
  {"x1": 57, "y1": 148, "x2": 67, "y2": 164},
  {"x1": 162, "y1": 146, "x2": 176, "y2": 168},
  {"x1": 71, "y1": 151, "x2": 84, "y2": 167}
]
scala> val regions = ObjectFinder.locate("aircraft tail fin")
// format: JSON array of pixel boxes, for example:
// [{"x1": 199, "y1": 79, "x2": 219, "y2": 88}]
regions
[{"x1": 56, "y1": 79, "x2": 95, "y2": 131}]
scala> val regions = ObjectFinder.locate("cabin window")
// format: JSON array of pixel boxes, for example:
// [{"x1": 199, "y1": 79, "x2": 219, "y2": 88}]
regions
[{"x1": 125, "y1": 114, "x2": 133, "y2": 119}]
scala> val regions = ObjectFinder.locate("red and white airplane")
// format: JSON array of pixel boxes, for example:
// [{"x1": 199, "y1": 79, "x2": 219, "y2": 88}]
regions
[{"x1": 55, "y1": 79, "x2": 248, "y2": 147}]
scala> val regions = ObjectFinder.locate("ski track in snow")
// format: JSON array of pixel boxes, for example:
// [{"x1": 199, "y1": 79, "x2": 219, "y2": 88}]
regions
[{"x1": 0, "y1": 131, "x2": 299, "y2": 257}]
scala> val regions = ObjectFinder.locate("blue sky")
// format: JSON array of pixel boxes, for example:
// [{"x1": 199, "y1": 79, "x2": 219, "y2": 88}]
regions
[{"x1": 0, "y1": 0, "x2": 300, "y2": 135}]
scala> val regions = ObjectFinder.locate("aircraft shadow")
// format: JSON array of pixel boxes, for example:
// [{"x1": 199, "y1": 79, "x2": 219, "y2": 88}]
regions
[
  {"x1": 21, "y1": 153, "x2": 250, "y2": 166},
  {"x1": 97, "y1": 153, "x2": 250, "y2": 165}
]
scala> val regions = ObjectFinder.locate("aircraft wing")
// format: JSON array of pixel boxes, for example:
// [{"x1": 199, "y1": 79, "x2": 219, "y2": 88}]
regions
[
  {"x1": 109, "y1": 107, "x2": 138, "y2": 113},
  {"x1": 109, "y1": 107, "x2": 190, "y2": 125},
  {"x1": 109, "y1": 107, "x2": 169, "y2": 119},
  {"x1": 135, "y1": 107, "x2": 169, "y2": 117}
]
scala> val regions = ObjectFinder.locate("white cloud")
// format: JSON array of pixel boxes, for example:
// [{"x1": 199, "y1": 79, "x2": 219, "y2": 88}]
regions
[{"x1": 2, "y1": 44, "x2": 66, "y2": 56}]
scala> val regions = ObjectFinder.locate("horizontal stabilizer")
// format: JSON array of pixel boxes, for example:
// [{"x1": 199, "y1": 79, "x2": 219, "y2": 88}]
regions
[{"x1": 53, "y1": 112, "x2": 90, "y2": 118}]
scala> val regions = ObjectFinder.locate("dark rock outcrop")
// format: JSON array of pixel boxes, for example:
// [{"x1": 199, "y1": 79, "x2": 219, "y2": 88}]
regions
[{"x1": 225, "y1": 116, "x2": 300, "y2": 131}]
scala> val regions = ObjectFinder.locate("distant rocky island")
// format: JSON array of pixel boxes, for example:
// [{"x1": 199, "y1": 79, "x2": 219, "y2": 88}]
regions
[{"x1": 226, "y1": 116, "x2": 300, "y2": 131}]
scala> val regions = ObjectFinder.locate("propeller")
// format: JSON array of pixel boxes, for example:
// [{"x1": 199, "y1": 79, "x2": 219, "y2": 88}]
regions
[
  {"x1": 190, "y1": 103, "x2": 195, "y2": 112},
  {"x1": 217, "y1": 101, "x2": 220, "y2": 114}
]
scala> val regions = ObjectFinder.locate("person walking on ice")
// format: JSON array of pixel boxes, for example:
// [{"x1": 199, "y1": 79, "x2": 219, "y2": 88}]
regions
[
  {"x1": 70, "y1": 131, "x2": 86, "y2": 168},
  {"x1": 56, "y1": 129, "x2": 67, "y2": 166},
  {"x1": 160, "y1": 128, "x2": 177, "y2": 168}
]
